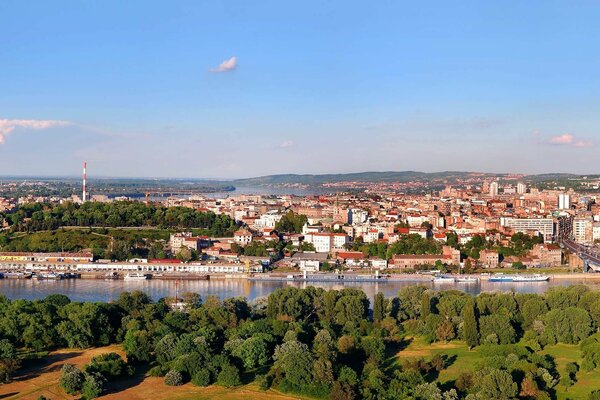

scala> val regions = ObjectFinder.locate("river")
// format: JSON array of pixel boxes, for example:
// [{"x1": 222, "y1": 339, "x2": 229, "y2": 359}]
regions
[{"x1": 1, "y1": 278, "x2": 600, "y2": 303}]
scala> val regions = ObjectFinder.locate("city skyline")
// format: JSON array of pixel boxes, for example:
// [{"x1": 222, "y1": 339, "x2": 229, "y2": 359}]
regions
[{"x1": 2, "y1": 1, "x2": 600, "y2": 178}]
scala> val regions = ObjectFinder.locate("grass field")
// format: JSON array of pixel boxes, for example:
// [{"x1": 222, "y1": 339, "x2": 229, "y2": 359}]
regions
[
  {"x1": 394, "y1": 336, "x2": 600, "y2": 400},
  {"x1": 0, "y1": 346, "x2": 304, "y2": 400}
]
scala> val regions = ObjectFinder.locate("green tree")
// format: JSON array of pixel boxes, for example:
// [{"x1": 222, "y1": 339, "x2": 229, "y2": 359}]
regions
[
  {"x1": 217, "y1": 364, "x2": 241, "y2": 387},
  {"x1": 59, "y1": 364, "x2": 85, "y2": 395},
  {"x1": 373, "y1": 292, "x2": 386, "y2": 323},
  {"x1": 462, "y1": 299, "x2": 479, "y2": 349}
]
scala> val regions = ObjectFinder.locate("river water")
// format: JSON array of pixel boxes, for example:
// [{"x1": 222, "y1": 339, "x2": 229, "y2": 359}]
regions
[{"x1": 1, "y1": 278, "x2": 600, "y2": 303}]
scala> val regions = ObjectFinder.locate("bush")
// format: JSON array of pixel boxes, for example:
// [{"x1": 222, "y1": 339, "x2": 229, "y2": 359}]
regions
[
  {"x1": 164, "y1": 370, "x2": 184, "y2": 386},
  {"x1": 85, "y1": 352, "x2": 129, "y2": 379},
  {"x1": 256, "y1": 374, "x2": 272, "y2": 390},
  {"x1": 81, "y1": 372, "x2": 105, "y2": 399},
  {"x1": 217, "y1": 364, "x2": 241, "y2": 387},
  {"x1": 59, "y1": 364, "x2": 85, "y2": 395},
  {"x1": 149, "y1": 364, "x2": 170, "y2": 377},
  {"x1": 191, "y1": 369, "x2": 211, "y2": 387}
]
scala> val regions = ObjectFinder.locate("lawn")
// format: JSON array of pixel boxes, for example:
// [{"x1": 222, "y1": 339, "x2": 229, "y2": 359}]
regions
[{"x1": 394, "y1": 336, "x2": 600, "y2": 400}]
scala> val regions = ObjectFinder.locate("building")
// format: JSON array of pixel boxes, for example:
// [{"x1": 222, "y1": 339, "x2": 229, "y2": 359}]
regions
[
  {"x1": 254, "y1": 211, "x2": 282, "y2": 229},
  {"x1": 530, "y1": 243, "x2": 562, "y2": 267},
  {"x1": 517, "y1": 182, "x2": 526, "y2": 195},
  {"x1": 558, "y1": 194, "x2": 571, "y2": 210},
  {"x1": 573, "y1": 217, "x2": 593, "y2": 244},
  {"x1": 500, "y1": 217, "x2": 554, "y2": 242},
  {"x1": 391, "y1": 254, "x2": 447, "y2": 269},
  {"x1": 233, "y1": 229, "x2": 253, "y2": 246},
  {"x1": 489, "y1": 181, "x2": 499, "y2": 197},
  {"x1": 169, "y1": 232, "x2": 201, "y2": 253},
  {"x1": 304, "y1": 233, "x2": 349, "y2": 253},
  {"x1": 479, "y1": 249, "x2": 499, "y2": 268}
]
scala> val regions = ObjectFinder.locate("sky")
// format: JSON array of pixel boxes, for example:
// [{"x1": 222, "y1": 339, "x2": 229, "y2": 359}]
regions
[{"x1": 1, "y1": 1, "x2": 600, "y2": 178}]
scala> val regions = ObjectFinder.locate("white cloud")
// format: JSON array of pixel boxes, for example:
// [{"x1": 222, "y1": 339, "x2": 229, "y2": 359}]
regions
[
  {"x1": 548, "y1": 133, "x2": 592, "y2": 147},
  {"x1": 0, "y1": 119, "x2": 71, "y2": 144},
  {"x1": 279, "y1": 140, "x2": 294, "y2": 148},
  {"x1": 209, "y1": 56, "x2": 237, "y2": 73}
]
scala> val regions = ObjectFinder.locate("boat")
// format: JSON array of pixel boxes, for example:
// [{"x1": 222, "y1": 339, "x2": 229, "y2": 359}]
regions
[
  {"x1": 432, "y1": 275, "x2": 455, "y2": 283},
  {"x1": 488, "y1": 273, "x2": 550, "y2": 282},
  {"x1": 488, "y1": 273, "x2": 515, "y2": 282},
  {"x1": 248, "y1": 272, "x2": 388, "y2": 283},
  {"x1": 4, "y1": 271, "x2": 31, "y2": 279},
  {"x1": 124, "y1": 273, "x2": 151, "y2": 281},
  {"x1": 37, "y1": 272, "x2": 64, "y2": 280},
  {"x1": 512, "y1": 274, "x2": 549, "y2": 282},
  {"x1": 455, "y1": 276, "x2": 479, "y2": 283}
]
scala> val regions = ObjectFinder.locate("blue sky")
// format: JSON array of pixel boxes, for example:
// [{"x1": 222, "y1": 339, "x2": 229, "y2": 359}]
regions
[{"x1": 1, "y1": 1, "x2": 599, "y2": 178}]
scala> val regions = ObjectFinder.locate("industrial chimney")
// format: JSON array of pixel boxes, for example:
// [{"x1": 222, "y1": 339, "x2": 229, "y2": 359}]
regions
[{"x1": 82, "y1": 161, "x2": 87, "y2": 202}]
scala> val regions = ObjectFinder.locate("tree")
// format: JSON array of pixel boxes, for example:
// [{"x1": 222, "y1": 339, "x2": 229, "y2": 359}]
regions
[
  {"x1": 273, "y1": 340, "x2": 314, "y2": 391},
  {"x1": 436, "y1": 319, "x2": 455, "y2": 343},
  {"x1": 217, "y1": 364, "x2": 241, "y2": 387},
  {"x1": 462, "y1": 299, "x2": 479, "y2": 349},
  {"x1": 544, "y1": 307, "x2": 592, "y2": 344},
  {"x1": 476, "y1": 368, "x2": 518, "y2": 400},
  {"x1": 479, "y1": 314, "x2": 515, "y2": 344},
  {"x1": 123, "y1": 329, "x2": 153, "y2": 362},
  {"x1": 275, "y1": 211, "x2": 308, "y2": 234},
  {"x1": 59, "y1": 364, "x2": 85, "y2": 395},
  {"x1": 229, "y1": 335, "x2": 270, "y2": 369},
  {"x1": 176, "y1": 247, "x2": 192, "y2": 262},
  {"x1": 81, "y1": 372, "x2": 105, "y2": 399},
  {"x1": 373, "y1": 292, "x2": 386, "y2": 323}
]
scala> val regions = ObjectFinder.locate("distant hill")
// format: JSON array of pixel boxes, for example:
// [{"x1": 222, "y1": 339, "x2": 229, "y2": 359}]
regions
[
  {"x1": 233, "y1": 171, "x2": 585, "y2": 186},
  {"x1": 235, "y1": 171, "x2": 500, "y2": 185}
]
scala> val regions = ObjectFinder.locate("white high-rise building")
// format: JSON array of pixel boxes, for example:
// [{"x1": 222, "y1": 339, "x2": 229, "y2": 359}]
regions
[
  {"x1": 489, "y1": 181, "x2": 499, "y2": 197},
  {"x1": 558, "y1": 194, "x2": 571, "y2": 210},
  {"x1": 517, "y1": 182, "x2": 526, "y2": 195},
  {"x1": 573, "y1": 217, "x2": 593, "y2": 243}
]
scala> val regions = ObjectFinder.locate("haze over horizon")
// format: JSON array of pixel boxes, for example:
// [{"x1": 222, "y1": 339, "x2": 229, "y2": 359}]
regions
[{"x1": 2, "y1": 1, "x2": 600, "y2": 178}]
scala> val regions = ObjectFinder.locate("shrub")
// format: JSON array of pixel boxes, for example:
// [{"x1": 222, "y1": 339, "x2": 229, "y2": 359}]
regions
[
  {"x1": 81, "y1": 372, "x2": 105, "y2": 399},
  {"x1": 149, "y1": 364, "x2": 170, "y2": 377},
  {"x1": 256, "y1": 374, "x2": 272, "y2": 390},
  {"x1": 217, "y1": 364, "x2": 241, "y2": 387},
  {"x1": 164, "y1": 370, "x2": 184, "y2": 386},
  {"x1": 191, "y1": 369, "x2": 211, "y2": 387},
  {"x1": 85, "y1": 352, "x2": 129, "y2": 378},
  {"x1": 59, "y1": 364, "x2": 85, "y2": 395}
]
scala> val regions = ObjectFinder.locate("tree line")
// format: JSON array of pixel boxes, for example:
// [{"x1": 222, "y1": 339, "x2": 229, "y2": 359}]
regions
[
  {"x1": 2, "y1": 286, "x2": 600, "y2": 399},
  {"x1": 2, "y1": 201, "x2": 239, "y2": 236}
]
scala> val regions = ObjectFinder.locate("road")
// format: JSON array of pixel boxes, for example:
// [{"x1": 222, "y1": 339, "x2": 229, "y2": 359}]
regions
[{"x1": 562, "y1": 239, "x2": 600, "y2": 266}]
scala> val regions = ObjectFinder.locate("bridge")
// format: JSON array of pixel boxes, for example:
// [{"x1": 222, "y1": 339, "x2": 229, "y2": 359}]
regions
[{"x1": 560, "y1": 239, "x2": 600, "y2": 272}]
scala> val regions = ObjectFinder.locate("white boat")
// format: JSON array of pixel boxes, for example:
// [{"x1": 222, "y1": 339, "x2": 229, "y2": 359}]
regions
[
  {"x1": 432, "y1": 275, "x2": 455, "y2": 283},
  {"x1": 512, "y1": 274, "x2": 549, "y2": 282},
  {"x1": 455, "y1": 276, "x2": 479, "y2": 283},
  {"x1": 37, "y1": 272, "x2": 64, "y2": 280},
  {"x1": 124, "y1": 273, "x2": 150, "y2": 281}
]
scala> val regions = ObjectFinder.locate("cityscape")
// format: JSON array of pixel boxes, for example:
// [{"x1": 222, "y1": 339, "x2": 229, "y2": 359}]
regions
[{"x1": 3, "y1": 1, "x2": 600, "y2": 400}]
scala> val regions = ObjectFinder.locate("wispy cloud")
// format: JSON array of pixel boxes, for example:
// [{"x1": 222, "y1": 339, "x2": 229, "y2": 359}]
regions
[
  {"x1": 209, "y1": 56, "x2": 237, "y2": 73},
  {"x1": 0, "y1": 119, "x2": 71, "y2": 144},
  {"x1": 279, "y1": 140, "x2": 294, "y2": 148},
  {"x1": 547, "y1": 133, "x2": 592, "y2": 148}
]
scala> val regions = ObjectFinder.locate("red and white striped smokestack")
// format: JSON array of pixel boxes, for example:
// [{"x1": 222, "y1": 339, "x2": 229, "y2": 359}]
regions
[{"x1": 82, "y1": 161, "x2": 87, "y2": 202}]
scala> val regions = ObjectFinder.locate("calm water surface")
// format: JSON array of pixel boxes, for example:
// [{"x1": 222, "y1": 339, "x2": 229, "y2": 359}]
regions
[{"x1": 1, "y1": 278, "x2": 599, "y2": 303}]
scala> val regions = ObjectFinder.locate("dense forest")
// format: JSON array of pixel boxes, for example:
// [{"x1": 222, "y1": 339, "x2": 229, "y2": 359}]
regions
[
  {"x1": 2, "y1": 286, "x2": 600, "y2": 399},
  {"x1": 1, "y1": 201, "x2": 238, "y2": 236}
]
